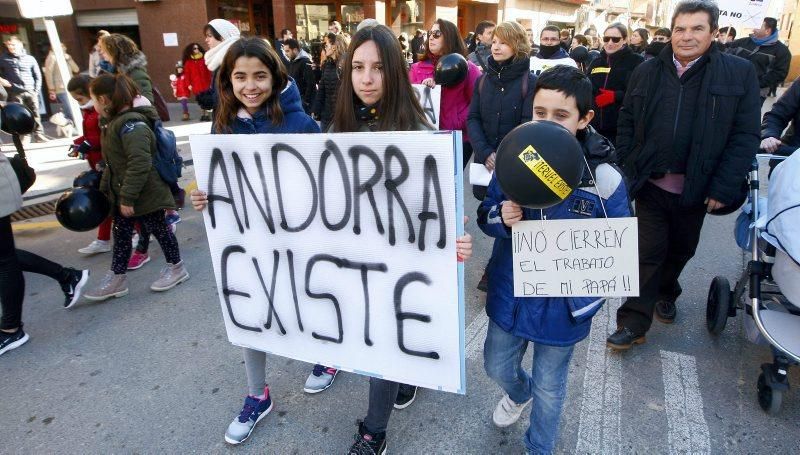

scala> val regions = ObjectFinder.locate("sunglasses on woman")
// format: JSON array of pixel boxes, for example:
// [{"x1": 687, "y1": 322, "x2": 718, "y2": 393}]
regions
[
  {"x1": 428, "y1": 30, "x2": 443, "y2": 39},
  {"x1": 653, "y1": 36, "x2": 669, "y2": 42},
  {"x1": 603, "y1": 36, "x2": 623, "y2": 43}
]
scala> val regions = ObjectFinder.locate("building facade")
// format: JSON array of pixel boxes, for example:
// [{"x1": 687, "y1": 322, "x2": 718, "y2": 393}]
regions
[{"x1": 0, "y1": 0, "x2": 587, "y2": 105}]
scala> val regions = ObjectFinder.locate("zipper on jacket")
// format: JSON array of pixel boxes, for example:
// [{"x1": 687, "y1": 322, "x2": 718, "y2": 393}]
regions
[
  {"x1": 712, "y1": 96, "x2": 717, "y2": 119},
  {"x1": 672, "y1": 85, "x2": 684, "y2": 140}
]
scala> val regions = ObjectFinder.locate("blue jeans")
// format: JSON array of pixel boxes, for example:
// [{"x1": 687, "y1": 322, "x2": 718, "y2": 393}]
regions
[
  {"x1": 483, "y1": 320, "x2": 574, "y2": 455},
  {"x1": 55, "y1": 91, "x2": 74, "y2": 122}
]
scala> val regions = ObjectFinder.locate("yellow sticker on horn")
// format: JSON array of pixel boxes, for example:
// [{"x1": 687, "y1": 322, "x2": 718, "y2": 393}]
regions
[{"x1": 518, "y1": 145, "x2": 573, "y2": 199}]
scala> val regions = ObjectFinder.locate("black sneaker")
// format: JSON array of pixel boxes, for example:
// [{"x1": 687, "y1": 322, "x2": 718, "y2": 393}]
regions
[
  {"x1": 394, "y1": 384, "x2": 417, "y2": 410},
  {"x1": 60, "y1": 268, "x2": 90, "y2": 309},
  {"x1": 0, "y1": 328, "x2": 29, "y2": 356},
  {"x1": 606, "y1": 327, "x2": 646, "y2": 350},
  {"x1": 654, "y1": 300, "x2": 676, "y2": 324},
  {"x1": 348, "y1": 421, "x2": 386, "y2": 455}
]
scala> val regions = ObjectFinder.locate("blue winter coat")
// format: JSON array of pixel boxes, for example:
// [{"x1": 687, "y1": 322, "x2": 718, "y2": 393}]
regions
[
  {"x1": 477, "y1": 127, "x2": 632, "y2": 346},
  {"x1": 225, "y1": 79, "x2": 320, "y2": 134}
]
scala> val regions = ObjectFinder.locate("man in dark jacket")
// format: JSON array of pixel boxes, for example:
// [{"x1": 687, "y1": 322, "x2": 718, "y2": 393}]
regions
[
  {"x1": 728, "y1": 17, "x2": 791, "y2": 105},
  {"x1": 607, "y1": 0, "x2": 761, "y2": 350},
  {"x1": 410, "y1": 29, "x2": 425, "y2": 63},
  {"x1": 530, "y1": 26, "x2": 578, "y2": 75},
  {"x1": 467, "y1": 21, "x2": 494, "y2": 71},
  {"x1": 0, "y1": 36, "x2": 48, "y2": 142},
  {"x1": 283, "y1": 39, "x2": 316, "y2": 114}
]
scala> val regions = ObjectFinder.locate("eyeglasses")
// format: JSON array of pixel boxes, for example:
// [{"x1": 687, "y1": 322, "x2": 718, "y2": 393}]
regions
[
  {"x1": 653, "y1": 36, "x2": 669, "y2": 42},
  {"x1": 428, "y1": 30, "x2": 443, "y2": 39},
  {"x1": 603, "y1": 36, "x2": 623, "y2": 43}
]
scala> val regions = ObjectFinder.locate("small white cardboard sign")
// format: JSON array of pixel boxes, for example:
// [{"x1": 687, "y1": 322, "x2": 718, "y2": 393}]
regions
[
  {"x1": 512, "y1": 217, "x2": 639, "y2": 297},
  {"x1": 412, "y1": 84, "x2": 441, "y2": 129},
  {"x1": 719, "y1": 0, "x2": 771, "y2": 28}
]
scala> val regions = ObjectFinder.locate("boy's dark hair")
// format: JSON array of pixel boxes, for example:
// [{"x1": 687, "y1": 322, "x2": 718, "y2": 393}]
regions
[
  {"x1": 718, "y1": 26, "x2": 736, "y2": 38},
  {"x1": 284, "y1": 38, "x2": 300, "y2": 50},
  {"x1": 533, "y1": 65, "x2": 593, "y2": 118},
  {"x1": 67, "y1": 74, "x2": 93, "y2": 96},
  {"x1": 763, "y1": 17, "x2": 778, "y2": 33},
  {"x1": 541, "y1": 25, "x2": 560, "y2": 37},
  {"x1": 475, "y1": 21, "x2": 495, "y2": 36},
  {"x1": 655, "y1": 27, "x2": 672, "y2": 38},
  {"x1": 671, "y1": 0, "x2": 719, "y2": 31}
]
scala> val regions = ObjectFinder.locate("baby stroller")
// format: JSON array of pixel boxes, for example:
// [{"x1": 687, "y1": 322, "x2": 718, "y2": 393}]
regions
[{"x1": 705, "y1": 152, "x2": 800, "y2": 414}]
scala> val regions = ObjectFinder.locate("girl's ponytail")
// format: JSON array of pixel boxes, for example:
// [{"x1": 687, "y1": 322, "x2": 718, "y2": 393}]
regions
[{"x1": 89, "y1": 73, "x2": 140, "y2": 117}]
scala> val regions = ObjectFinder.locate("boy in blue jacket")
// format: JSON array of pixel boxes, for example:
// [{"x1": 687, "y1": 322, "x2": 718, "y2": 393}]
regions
[{"x1": 477, "y1": 65, "x2": 631, "y2": 454}]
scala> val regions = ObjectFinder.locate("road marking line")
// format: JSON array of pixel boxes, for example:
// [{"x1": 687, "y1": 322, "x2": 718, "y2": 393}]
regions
[
  {"x1": 660, "y1": 350, "x2": 711, "y2": 455},
  {"x1": 575, "y1": 298, "x2": 621, "y2": 455},
  {"x1": 12, "y1": 220, "x2": 61, "y2": 232},
  {"x1": 465, "y1": 311, "x2": 489, "y2": 360}
]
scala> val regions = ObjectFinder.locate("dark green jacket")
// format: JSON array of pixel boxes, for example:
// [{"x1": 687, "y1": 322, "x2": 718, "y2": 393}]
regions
[
  {"x1": 117, "y1": 53, "x2": 154, "y2": 103},
  {"x1": 99, "y1": 106, "x2": 174, "y2": 215}
]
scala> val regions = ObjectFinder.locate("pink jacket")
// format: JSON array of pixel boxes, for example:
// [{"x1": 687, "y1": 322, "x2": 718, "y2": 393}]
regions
[{"x1": 409, "y1": 58, "x2": 482, "y2": 141}]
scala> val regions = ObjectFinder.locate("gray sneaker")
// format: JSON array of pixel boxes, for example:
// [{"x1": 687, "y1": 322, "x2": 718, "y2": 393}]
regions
[
  {"x1": 304, "y1": 364, "x2": 339, "y2": 393},
  {"x1": 150, "y1": 261, "x2": 189, "y2": 292},
  {"x1": 84, "y1": 271, "x2": 129, "y2": 301},
  {"x1": 224, "y1": 387, "x2": 273, "y2": 445}
]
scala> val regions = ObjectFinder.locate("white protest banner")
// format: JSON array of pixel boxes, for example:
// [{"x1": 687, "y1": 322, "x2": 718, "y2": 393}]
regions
[
  {"x1": 511, "y1": 217, "x2": 639, "y2": 297},
  {"x1": 412, "y1": 84, "x2": 441, "y2": 129},
  {"x1": 190, "y1": 131, "x2": 466, "y2": 393},
  {"x1": 718, "y1": 0, "x2": 770, "y2": 28}
]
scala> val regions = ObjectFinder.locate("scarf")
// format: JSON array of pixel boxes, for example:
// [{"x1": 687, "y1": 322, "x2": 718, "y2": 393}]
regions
[
  {"x1": 752, "y1": 29, "x2": 779, "y2": 46},
  {"x1": 538, "y1": 44, "x2": 561, "y2": 59},
  {"x1": 205, "y1": 36, "x2": 239, "y2": 71}
]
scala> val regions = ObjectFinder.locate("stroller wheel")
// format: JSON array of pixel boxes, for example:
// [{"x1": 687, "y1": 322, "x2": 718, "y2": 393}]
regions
[
  {"x1": 706, "y1": 276, "x2": 731, "y2": 335},
  {"x1": 757, "y1": 372, "x2": 783, "y2": 414}
]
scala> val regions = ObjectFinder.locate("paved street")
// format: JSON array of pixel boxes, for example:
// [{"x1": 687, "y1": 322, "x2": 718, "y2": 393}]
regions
[{"x1": 1, "y1": 103, "x2": 798, "y2": 453}]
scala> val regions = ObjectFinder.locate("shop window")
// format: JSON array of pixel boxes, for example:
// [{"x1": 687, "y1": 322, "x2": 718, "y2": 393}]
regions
[
  {"x1": 218, "y1": 0, "x2": 252, "y2": 33},
  {"x1": 389, "y1": 0, "x2": 424, "y2": 37},
  {"x1": 295, "y1": 4, "x2": 336, "y2": 41},
  {"x1": 341, "y1": 4, "x2": 364, "y2": 36}
]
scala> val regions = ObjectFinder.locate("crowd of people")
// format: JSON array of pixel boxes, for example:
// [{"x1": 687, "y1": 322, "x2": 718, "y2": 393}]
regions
[{"x1": 0, "y1": 0, "x2": 797, "y2": 453}]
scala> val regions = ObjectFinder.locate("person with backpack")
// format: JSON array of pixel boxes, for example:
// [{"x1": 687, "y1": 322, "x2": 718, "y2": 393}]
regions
[
  {"x1": 83, "y1": 73, "x2": 188, "y2": 302},
  {"x1": 99, "y1": 33, "x2": 184, "y2": 268},
  {"x1": 478, "y1": 65, "x2": 630, "y2": 454},
  {"x1": 467, "y1": 21, "x2": 536, "y2": 293},
  {"x1": 467, "y1": 21, "x2": 495, "y2": 71}
]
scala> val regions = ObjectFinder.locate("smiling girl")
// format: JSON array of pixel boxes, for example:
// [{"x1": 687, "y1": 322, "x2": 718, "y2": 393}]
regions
[{"x1": 190, "y1": 36, "x2": 318, "y2": 445}]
